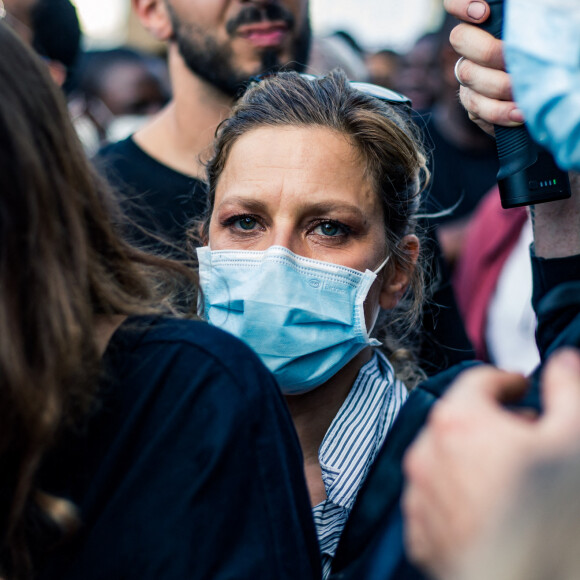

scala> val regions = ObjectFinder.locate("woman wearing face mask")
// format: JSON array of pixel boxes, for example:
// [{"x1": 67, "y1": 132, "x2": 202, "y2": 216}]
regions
[
  {"x1": 196, "y1": 69, "x2": 428, "y2": 578},
  {"x1": 0, "y1": 23, "x2": 321, "y2": 580}
]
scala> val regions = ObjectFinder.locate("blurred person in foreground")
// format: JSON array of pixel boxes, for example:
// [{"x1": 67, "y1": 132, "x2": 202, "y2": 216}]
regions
[
  {"x1": 0, "y1": 21, "x2": 320, "y2": 580},
  {"x1": 404, "y1": 349, "x2": 580, "y2": 580},
  {"x1": 461, "y1": 435, "x2": 580, "y2": 580}
]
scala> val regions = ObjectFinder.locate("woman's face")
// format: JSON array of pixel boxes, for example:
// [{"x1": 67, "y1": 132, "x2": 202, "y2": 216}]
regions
[
  {"x1": 208, "y1": 125, "x2": 411, "y2": 316},
  {"x1": 209, "y1": 125, "x2": 387, "y2": 270}
]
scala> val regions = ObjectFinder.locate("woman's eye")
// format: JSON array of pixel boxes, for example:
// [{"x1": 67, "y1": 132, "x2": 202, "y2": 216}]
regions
[
  {"x1": 234, "y1": 216, "x2": 258, "y2": 231},
  {"x1": 313, "y1": 221, "x2": 344, "y2": 237}
]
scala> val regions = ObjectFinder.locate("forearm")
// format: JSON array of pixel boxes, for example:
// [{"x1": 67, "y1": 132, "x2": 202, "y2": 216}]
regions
[{"x1": 532, "y1": 173, "x2": 580, "y2": 259}]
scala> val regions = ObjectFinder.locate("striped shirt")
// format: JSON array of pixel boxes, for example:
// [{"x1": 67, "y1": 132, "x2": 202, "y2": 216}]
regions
[{"x1": 312, "y1": 350, "x2": 408, "y2": 579}]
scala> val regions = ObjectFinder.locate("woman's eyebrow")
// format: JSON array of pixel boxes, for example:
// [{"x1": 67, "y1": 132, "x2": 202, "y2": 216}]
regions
[
  {"x1": 301, "y1": 201, "x2": 367, "y2": 220},
  {"x1": 215, "y1": 196, "x2": 268, "y2": 213}
]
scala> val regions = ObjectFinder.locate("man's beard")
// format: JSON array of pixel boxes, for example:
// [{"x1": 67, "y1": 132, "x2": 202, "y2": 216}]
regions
[{"x1": 167, "y1": 3, "x2": 311, "y2": 97}]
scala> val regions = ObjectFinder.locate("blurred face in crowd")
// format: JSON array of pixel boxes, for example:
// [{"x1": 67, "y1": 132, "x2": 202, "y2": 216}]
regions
[
  {"x1": 366, "y1": 50, "x2": 400, "y2": 91},
  {"x1": 394, "y1": 35, "x2": 442, "y2": 112},
  {"x1": 165, "y1": 0, "x2": 311, "y2": 95},
  {"x1": 99, "y1": 61, "x2": 167, "y2": 117}
]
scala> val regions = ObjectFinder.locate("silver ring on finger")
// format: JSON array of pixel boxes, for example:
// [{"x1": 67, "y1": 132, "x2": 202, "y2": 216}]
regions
[{"x1": 454, "y1": 56, "x2": 467, "y2": 87}]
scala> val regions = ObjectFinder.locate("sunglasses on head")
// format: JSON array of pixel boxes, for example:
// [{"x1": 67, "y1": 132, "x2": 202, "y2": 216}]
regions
[
  {"x1": 247, "y1": 71, "x2": 412, "y2": 110},
  {"x1": 304, "y1": 73, "x2": 412, "y2": 108}
]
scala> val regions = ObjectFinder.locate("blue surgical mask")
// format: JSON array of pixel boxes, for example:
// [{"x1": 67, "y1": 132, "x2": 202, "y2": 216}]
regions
[{"x1": 196, "y1": 245, "x2": 388, "y2": 395}]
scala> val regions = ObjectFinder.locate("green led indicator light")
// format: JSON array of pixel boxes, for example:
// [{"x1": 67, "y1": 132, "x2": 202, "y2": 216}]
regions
[{"x1": 553, "y1": 179, "x2": 557, "y2": 185}]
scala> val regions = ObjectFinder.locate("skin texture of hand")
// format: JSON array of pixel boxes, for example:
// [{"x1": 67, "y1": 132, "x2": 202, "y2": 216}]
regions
[
  {"x1": 402, "y1": 348, "x2": 580, "y2": 580},
  {"x1": 443, "y1": 0, "x2": 524, "y2": 134}
]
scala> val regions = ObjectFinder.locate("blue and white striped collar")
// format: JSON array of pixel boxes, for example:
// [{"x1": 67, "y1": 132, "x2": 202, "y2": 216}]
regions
[
  {"x1": 313, "y1": 350, "x2": 408, "y2": 579},
  {"x1": 319, "y1": 350, "x2": 407, "y2": 510}
]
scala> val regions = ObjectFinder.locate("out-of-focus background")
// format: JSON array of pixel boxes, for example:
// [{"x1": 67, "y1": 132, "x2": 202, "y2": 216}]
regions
[{"x1": 73, "y1": 0, "x2": 444, "y2": 52}]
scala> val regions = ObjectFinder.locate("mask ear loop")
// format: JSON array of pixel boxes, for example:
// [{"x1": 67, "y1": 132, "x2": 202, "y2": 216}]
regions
[
  {"x1": 361, "y1": 255, "x2": 391, "y2": 341},
  {"x1": 373, "y1": 255, "x2": 390, "y2": 274}
]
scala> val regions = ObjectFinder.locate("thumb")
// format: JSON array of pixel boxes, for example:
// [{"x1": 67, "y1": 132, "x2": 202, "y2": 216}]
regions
[
  {"x1": 444, "y1": 0, "x2": 490, "y2": 23},
  {"x1": 448, "y1": 366, "x2": 528, "y2": 408},
  {"x1": 540, "y1": 348, "x2": 580, "y2": 445}
]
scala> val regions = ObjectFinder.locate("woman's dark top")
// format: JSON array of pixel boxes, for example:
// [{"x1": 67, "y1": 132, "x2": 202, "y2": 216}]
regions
[{"x1": 38, "y1": 316, "x2": 321, "y2": 580}]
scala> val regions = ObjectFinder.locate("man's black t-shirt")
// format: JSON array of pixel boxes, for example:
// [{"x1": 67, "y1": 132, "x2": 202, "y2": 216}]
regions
[
  {"x1": 38, "y1": 316, "x2": 321, "y2": 580},
  {"x1": 97, "y1": 137, "x2": 207, "y2": 257}
]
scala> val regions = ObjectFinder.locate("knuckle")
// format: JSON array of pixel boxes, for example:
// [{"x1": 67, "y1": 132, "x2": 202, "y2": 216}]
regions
[
  {"x1": 403, "y1": 432, "x2": 436, "y2": 486},
  {"x1": 490, "y1": 100, "x2": 509, "y2": 124},
  {"x1": 429, "y1": 399, "x2": 462, "y2": 432},
  {"x1": 403, "y1": 444, "x2": 422, "y2": 478},
  {"x1": 500, "y1": 73, "x2": 514, "y2": 100},
  {"x1": 449, "y1": 23, "x2": 470, "y2": 53},
  {"x1": 459, "y1": 60, "x2": 474, "y2": 86},
  {"x1": 459, "y1": 86, "x2": 477, "y2": 114},
  {"x1": 449, "y1": 25, "x2": 462, "y2": 51},
  {"x1": 404, "y1": 433, "x2": 428, "y2": 476},
  {"x1": 480, "y1": 41, "x2": 498, "y2": 67}
]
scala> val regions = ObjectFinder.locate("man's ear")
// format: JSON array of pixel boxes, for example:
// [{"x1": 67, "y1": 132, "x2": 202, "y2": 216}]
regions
[
  {"x1": 379, "y1": 234, "x2": 420, "y2": 310},
  {"x1": 132, "y1": 0, "x2": 174, "y2": 42}
]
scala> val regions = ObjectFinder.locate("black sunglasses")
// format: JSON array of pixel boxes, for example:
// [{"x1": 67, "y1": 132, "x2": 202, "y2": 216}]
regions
[{"x1": 247, "y1": 72, "x2": 412, "y2": 110}]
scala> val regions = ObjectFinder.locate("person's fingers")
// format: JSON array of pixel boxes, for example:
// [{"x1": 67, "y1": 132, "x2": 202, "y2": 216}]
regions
[
  {"x1": 466, "y1": 111, "x2": 496, "y2": 137},
  {"x1": 460, "y1": 85, "x2": 524, "y2": 128},
  {"x1": 403, "y1": 368, "x2": 528, "y2": 491},
  {"x1": 443, "y1": 366, "x2": 529, "y2": 407},
  {"x1": 450, "y1": 23, "x2": 504, "y2": 70},
  {"x1": 449, "y1": 23, "x2": 524, "y2": 129},
  {"x1": 402, "y1": 481, "x2": 439, "y2": 571},
  {"x1": 454, "y1": 56, "x2": 514, "y2": 101},
  {"x1": 444, "y1": 0, "x2": 490, "y2": 23},
  {"x1": 402, "y1": 367, "x2": 531, "y2": 579},
  {"x1": 403, "y1": 427, "x2": 430, "y2": 488},
  {"x1": 539, "y1": 349, "x2": 580, "y2": 446}
]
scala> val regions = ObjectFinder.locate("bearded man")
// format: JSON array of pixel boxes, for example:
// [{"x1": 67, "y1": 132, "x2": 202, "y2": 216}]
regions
[{"x1": 98, "y1": 0, "x2": 311, "y2": 256}]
